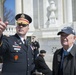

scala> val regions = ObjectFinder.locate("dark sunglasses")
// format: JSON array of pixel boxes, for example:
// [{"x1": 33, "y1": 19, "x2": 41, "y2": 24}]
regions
[{"x1": 17, "y1": 24, "x2": 28, "y2": 27}]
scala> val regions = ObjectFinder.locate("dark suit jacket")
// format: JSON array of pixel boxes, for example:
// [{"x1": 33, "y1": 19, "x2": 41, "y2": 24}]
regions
[
  {"x1": 52, "y1": 44, "x2": 76, "y2": 75},
  {"x1": 35, "y1": 55, "x2": 52, "y2": 75},
  {"x1": 0, "y1": 34, "x2": 34, "y2": 75}
]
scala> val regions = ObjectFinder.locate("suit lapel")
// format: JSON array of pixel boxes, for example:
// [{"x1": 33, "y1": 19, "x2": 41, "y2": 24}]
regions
[{"x1": 57, "y1": 49, "x2": 63, "y2": 62}]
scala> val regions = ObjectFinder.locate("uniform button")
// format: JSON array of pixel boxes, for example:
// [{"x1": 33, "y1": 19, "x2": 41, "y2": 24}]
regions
[
  {"x1": 32, "y1": 58, "x2": 34, "y2": 60},
  {"x1": 28, "y1": 58, "x2": 29, "y2": 60},
  {"x1": 27, "y1": 71, "x2": 29, "y2": 73},
  {"x1": 28, "y1": 64, "x2": 29, "y2": 66}
]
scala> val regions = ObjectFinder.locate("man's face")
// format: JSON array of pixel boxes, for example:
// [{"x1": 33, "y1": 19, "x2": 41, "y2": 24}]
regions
[
  {"x1": 16, "y1": 24, "x2": 29, "y2": 36},
  {"x1": 60, "y1": 33, "x2": 75, "y2": 48},
  {"x1": 41, "y1": 53, "x2": 46, "y2": 57}
]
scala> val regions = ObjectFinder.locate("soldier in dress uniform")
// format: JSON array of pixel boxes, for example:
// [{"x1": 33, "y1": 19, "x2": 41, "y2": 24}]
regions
[{"x1": 0, "y1": 13, "x2": 35, "y2": 75}]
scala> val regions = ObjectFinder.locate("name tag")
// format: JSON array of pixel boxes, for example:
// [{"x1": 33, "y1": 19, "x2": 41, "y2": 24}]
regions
[{"x1": 14, "y1": 48, "x2": 20, "y2": 51}]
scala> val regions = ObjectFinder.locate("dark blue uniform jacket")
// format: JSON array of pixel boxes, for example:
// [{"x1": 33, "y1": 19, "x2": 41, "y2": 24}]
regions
[{"x1": 0, "y1": 34, "x2": 34, "y2": 75}]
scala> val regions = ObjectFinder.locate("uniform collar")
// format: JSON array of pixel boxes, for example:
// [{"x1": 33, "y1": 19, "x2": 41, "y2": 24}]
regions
[{"x1": 19, "y1": 36, "x2": 25, "y2": 43}]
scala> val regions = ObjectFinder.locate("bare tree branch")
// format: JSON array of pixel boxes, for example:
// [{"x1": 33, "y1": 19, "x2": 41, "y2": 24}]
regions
[{"x1": 3, "y1": 1, "x2": 15, "y2": 25}]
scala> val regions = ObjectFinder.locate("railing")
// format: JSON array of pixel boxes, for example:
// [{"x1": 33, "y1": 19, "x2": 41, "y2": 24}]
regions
[{"x1": 3, "y1": 25, "x2": 16, "y2": 35}]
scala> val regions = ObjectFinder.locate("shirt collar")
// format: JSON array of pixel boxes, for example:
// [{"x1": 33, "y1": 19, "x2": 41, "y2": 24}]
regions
[
  {"x1": 63, "y1": 44, "x2": 73, "y2": 52},
  {"x1": 18, "y1": 36, "x2": 25, "y2": 43},
  {"x1": 63, "y1": 44, "x2": 73, "y2": 56}
]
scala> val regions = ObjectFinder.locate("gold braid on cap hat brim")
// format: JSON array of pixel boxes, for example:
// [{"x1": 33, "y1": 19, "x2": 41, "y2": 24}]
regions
[{"x1": 17, "y1": 18, "x2": 29, "y2": 24}]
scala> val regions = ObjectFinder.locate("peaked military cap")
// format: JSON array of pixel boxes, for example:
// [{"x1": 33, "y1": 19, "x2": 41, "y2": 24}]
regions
[{"x1": 15, "y1": 13, "x2": 32, "y2": 25}]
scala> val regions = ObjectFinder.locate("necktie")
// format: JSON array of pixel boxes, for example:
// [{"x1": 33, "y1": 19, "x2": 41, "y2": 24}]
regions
[
  {"x1": 23, "y1": 39, "x2": 26, "y2": 45},
  {"x1": 59, "y1": 50, "x2": 69, "y2": 75},
  {"x1": 23, "y1": 39, "x2": 28, "y2": 47},
  {"x1": 64, "y1": 50, "x2": 69, "y2": 56}
]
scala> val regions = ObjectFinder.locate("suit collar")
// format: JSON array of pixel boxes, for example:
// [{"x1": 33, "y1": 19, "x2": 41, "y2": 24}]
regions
[{"x1": 70, "y1": 44, "x2": 76, "y2": 56}]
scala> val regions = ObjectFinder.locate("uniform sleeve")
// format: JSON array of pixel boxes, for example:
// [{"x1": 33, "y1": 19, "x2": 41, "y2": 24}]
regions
[
  {"x1": 0, "y1": 35, "x2": 3, "y2": 47},
  {"x1": 0, "y1": 35, "x2": 9, "y2": 55}
]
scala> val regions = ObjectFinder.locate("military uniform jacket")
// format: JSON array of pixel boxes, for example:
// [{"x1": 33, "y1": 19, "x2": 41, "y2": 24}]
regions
[
  {"x1": 52, "y1": 44, "x2": 76, "y2": 75},
  {"x1": 0, "y1": 34, "x2": 34, "y2": 75},
  {"x1": 35, "y1": 55, "x2": 52, "y2": 75}
]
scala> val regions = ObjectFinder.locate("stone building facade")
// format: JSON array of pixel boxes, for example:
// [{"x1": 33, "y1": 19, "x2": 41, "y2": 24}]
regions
[{"x1": 0, "y1": 0, "x2": 76, "y2": 69}]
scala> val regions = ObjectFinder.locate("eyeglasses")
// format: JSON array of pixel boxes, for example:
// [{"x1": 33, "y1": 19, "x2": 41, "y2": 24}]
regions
[{"x1": 17, "y1": 23, "x2": 28, "y2": 27}]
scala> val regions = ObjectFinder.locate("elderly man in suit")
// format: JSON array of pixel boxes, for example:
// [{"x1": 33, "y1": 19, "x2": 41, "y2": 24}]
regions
[{"x1": 52, "y1": 26, "x2": 76, "y2": 75}]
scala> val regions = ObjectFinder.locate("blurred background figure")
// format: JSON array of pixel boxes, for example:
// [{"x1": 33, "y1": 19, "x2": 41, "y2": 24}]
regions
[
  {"x1": 31, "y1": 36, "x2": 40, "y2": 60},
  {"x1": 35, "y1": 50, "x2": 52, "y2": 75}
]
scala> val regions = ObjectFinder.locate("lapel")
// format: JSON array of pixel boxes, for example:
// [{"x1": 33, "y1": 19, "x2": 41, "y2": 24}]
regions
[
  {"x1": 14, "y1": 34, "x2": 28, "y2": 52},
  {"x1": 63, "y1": 44, "x2": 76, "y2": 69},
  {"x1": 57, "y1": 48, "x2": 69, "y2": 69},
  {"x1": 63, "y1": 55, "x2": 69, "y2": 69},
  {"x1": 57, "y1": 48, "x2": 63, "y2": 62}
]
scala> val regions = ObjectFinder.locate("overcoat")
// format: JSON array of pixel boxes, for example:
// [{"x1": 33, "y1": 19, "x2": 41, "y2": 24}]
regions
[
  {"x1": 35, "y1": 55, "x2": 52, "y2": 75},
  {"x1": 52, "y1": 44, "x2": 76, "y2": 75},
  {"x1": 0, "y1": 34, "x2": 34, "y2": 75}
]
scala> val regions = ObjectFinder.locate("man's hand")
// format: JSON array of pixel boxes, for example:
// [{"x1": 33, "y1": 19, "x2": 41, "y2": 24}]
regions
[{"x1": 0, "y1": 18, "x2": 8, "y2": 37}]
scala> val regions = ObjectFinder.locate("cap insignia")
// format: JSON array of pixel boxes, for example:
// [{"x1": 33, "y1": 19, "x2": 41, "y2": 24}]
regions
[{"x1": 20, "y1": 14, "x2": 25, "y2": 18}]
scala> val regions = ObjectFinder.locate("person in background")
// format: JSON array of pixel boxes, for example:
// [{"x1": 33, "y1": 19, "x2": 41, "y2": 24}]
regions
[
  {"x1": 31, "y1": 36, "x2": 40, "y2": 60},
  {"x1": 35, "y1": 50, "x2": 52, "y2": 75},
  {"x1": 0, "y1": 13, "x2": 35, "y2": 75},
  {"x1": 52, "y1": 26, "x2": 76, "y2": 75}
]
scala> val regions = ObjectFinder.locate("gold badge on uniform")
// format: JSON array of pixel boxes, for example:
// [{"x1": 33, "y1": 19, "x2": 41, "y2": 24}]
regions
[
  {"x1": 14, "y1": 55, "x2": 19, "y2": 60},
  {"x1": 21, "y1": 14, "x2": 25, "y2": 18}
]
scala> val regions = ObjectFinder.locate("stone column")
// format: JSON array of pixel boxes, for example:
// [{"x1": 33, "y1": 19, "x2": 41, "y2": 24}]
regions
[
  {"x1": 0, "y1": 0, "x2": 5, "y2": 20},
  {"x1": 15, "y1": 0, "x2": 22, "y2": 15},
  {"x1": 23, "y1": 0, "x2": 35, "y2": 31},
  {"x1": 57, "y1": 0, "x2": 63, "y2": 25},
  {"x1": 64, "y1": 0, "x2": 72, "y2": 23},
  {"x1": 0, "y1": 0, "x2": 2, "y2": 18}
]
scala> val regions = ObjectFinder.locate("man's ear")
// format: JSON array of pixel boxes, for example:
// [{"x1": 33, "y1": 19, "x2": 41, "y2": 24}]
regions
[
  {"x1": 74, "y1": 35, "x2": 76, "y2": 39},
  {"x1": 74, "y1": 35, "x2": 76, "y2": 42}
]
